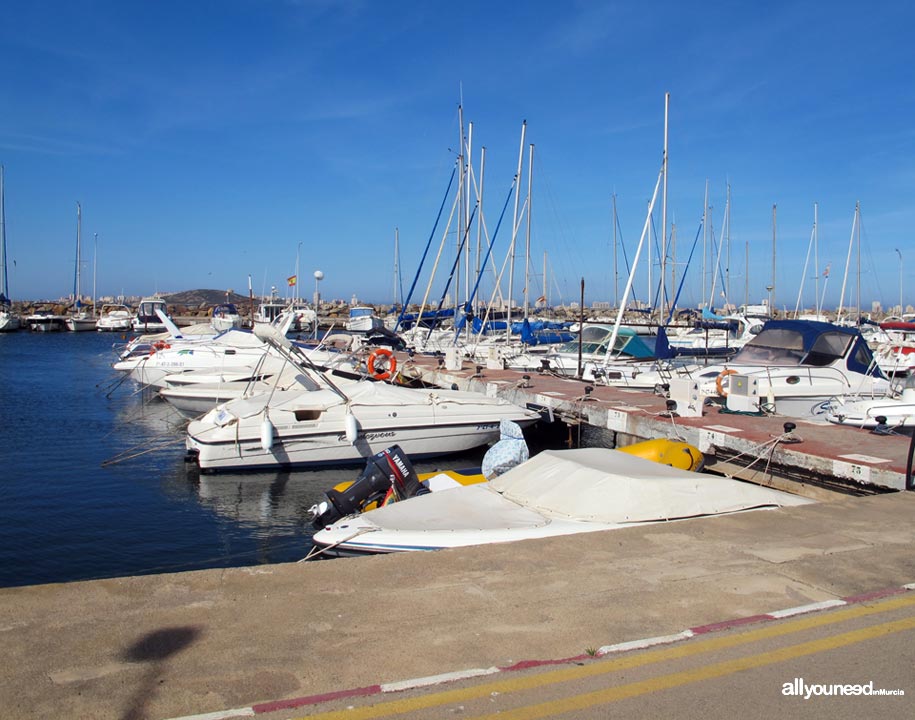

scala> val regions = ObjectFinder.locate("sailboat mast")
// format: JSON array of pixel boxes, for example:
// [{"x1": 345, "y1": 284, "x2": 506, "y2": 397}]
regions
[
  {"x1": 475, "y1": 146, "x2": 486, "y2": 317},
  {"x1": 837, "y1": 204, "x2": 858, "y2": 322},
  {"x1": 725, "y1": 183, "x2": 731, "y2": 305},
  {"x1": 463, "y1": 117, "x2": 472, "y2": 309},
  {"x1": 856, "y1": 200, "x2": 861, "y2": 322},
  {"x1": 523, "y1": 143, "x2": 534, "y2": 319},
  {"x1": 671, "y1": 220, "x2": 677, "y2": 314},
  {"x1": 771, "y1": 204, "x2": 777, "y2": 317},
  {"x1": 543, "y1": 251, "x2": 547, "y2": 308},
  {"x1": 659, "y1": 92, "x2": 669, "y2": 325},
  {"x1": 813, "y1": 203, "x2": 819, "y2": 317},
  {"x1": 393, "y1": 227, "x2": 400, "y2": 307},
  {"x1": 612, "y1": 193, "x2": 619, "y2": 309},
  {"x1": 507, "y1": 120, "x2": 526, "y2": 339},
  {"x1": 74, "y1": 202, "x2": 82, "y2": 306},
  {"x1": 93, "y1": 232, "x2": 98, "y2": 318},
  {"x1": 744, "y1": 238, "x2": 749, "y2": 308},
  {"x1": 456, "y1": 105, "x2": 465, "y2": 313},
  {"x1": 702, "y1": 180, "x2": 709, "y2": 308},
  {"x1": 0, "y1": 166, "x2": 7, "y2": 301}
]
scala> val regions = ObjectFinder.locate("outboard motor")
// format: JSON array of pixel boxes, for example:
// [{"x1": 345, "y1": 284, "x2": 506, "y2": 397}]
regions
[{"x1": 311, "y1": 445, "x2": 426, "y2": 529}]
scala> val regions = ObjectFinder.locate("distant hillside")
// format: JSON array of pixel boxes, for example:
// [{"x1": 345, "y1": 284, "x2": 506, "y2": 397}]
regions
[{"x1": 163, "y1": 289, "x2": 252, "y2": 306}]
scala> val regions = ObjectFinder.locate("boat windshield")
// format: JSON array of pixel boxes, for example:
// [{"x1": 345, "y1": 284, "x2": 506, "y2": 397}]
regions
[
  {"x1": 731, "y1": 328, "x2": 852, "y2": 367},
  {"x1": 557, "y1": 327, "x2": 643, "y2": 357}
]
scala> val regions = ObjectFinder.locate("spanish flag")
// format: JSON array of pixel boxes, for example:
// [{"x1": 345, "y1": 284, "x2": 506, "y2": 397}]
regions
[{"x1": 287, "y1": 275, "x2": 297, "y2": 286}]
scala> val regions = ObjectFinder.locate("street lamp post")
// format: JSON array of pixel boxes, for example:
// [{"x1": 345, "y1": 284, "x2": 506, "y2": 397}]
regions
[
  {"x1": 313, "y1": 270, "x2": 323, "y2": 308},
  {"x1": 896, "y1": 248, "x2": 903, "y2": 315}
]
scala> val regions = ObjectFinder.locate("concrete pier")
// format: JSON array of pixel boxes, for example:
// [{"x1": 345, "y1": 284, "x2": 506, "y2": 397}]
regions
[{"x1": 1, "y1": 491, "x2": 913, "y2": 719}]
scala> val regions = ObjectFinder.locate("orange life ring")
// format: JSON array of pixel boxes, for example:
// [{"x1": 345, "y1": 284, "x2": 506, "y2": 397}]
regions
[
  {"x1": 367, "y1": 348, "x2": 397, "y2": 380},
  {"x1": 149, "y1": 340, "x2": 171, "y2": 355},
  {"x1": 715, "y1": 368, "x2": 738, "y2": 397}
]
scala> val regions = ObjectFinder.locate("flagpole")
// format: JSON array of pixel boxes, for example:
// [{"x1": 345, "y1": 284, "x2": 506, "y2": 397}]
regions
[{"x1": 295, "y1": 242, "x2": 302, "y2": 304}]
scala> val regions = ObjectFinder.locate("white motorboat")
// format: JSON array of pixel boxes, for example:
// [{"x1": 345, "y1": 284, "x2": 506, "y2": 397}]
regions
[
  {"x1": 185, "y1": 379, "x2": 541, "y2": 473},
  {"x1": 184, "y1": 326, "x2": 541, "y2": 473},
  {"x1": 542, "y1": 324, "x2": 659, "y2": 378},
  {"x1": 310, "y1": 447, "x2": 813, "y2": 556},
  {"x1": 113, "y1": 326, "x2": 274, "y2": 388},
  {"x1": 66, "y1": 313, "x2": 96, "y2": 332},
  {"x1": 132, "y1": 296, "x2": 171, "y2": 333},
  {"x1": 0, "y1": 165, "x2": 20, "y2": 332},
  {"x1": 346, "y1": 306, "x2": 384, "y2": 333},
  {"x1": 687, "y1": 319, "x2": 890, "y2": 418},
  {"x1": 159, "y1": 352, "x2": 317, "y2": 418},
  {"x1": 96, "y1": 303, "x2": 133, "y2": 332},
  {"x1": 26, "y1": 311, "x2": 67, "y2": 332},
  {"x1": 824, "y1": 376, "x2": 915, "y2": 429},
  {"x1": 210, "y1": 302, "x2": 243, "y2": 332}
]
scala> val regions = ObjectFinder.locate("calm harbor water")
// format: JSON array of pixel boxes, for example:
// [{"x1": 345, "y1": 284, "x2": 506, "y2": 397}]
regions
[{"x1": 0, "y1": 330, "x2": 496, "y2": 589}]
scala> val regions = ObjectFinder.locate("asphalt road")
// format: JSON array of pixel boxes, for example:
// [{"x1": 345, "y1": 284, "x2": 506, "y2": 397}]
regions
[{"x1": 262, "y1": 592, "x2": 914, "y2": 720}]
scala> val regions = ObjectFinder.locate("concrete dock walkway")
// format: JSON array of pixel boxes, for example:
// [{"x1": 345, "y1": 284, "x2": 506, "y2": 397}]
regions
[{"x1": 1, "y1": 490, "x2": 914, "y2": 719}]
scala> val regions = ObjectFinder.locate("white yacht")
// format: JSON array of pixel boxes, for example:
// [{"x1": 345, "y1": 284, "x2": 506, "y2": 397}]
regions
[
  {"x1": 96, "y1": 304, "x2": 133, "y2": 332},
  {"x1": 184, "y1": 326, "x2": 541, "y2": 473}
]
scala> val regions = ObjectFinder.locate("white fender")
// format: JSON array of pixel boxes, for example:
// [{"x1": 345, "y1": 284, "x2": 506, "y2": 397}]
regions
[
  {"x1": 344, "y1": 412, "x2": 358, "y2": 444},
  {"x1": 260, "y1": 417, "x2": 275, "y2": 451}
]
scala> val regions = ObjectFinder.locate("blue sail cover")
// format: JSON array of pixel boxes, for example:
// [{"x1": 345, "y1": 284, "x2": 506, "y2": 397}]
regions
[
  {"x1": 472, "y1": 317, "x2": 573, "y2": 336},
  {"x1": 520, "y1": 318, "x2": 575, "y2": 346}
]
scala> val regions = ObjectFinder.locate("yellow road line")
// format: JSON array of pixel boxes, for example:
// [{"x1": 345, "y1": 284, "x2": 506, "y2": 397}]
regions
[
  {"x1": 464, "y1": 614, "x2": 915, "y2": 719},
  {"x1": 299, "y1": 593, "x2": 915, "y2": 720}
]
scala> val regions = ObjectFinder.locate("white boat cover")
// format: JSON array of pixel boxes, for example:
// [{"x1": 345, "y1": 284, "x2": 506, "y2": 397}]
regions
[
  {"x1": 489, "y1": 448, "x2": 811, "y2": 523},
  {"x1": 358, "y1": 448, "x2": 812, "y2": 535}
]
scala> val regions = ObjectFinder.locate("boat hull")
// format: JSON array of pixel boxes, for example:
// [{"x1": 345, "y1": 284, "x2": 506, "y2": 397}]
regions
[
  {"x1": 66, "y1": 316, "x2": 97, "y2": 332},
  {"x1": 186, "y1": 418, "x2": 524, "y2": 473},
  {"x1": 0, "y1": 312, "x2": 20, "y2": 332}
]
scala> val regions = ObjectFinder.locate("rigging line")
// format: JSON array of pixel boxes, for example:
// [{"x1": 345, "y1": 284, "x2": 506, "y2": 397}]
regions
[
  {"x1": 457, "y1": 178, "x2": 517, "y2": 343},
  {"x1": 666, "y1": 219, "x2": 704, "y2": 326},
  {"x1": 424, "y1": 202, "x2": 479, "y2": 345},
  {"x1": 394, "y1": 166, "x2": 457, "y2": 333}
]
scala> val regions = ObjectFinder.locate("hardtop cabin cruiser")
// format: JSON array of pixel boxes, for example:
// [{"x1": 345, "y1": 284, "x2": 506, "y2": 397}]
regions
[
  {"x1": 692, "y1": 319, "x2": 890, "y2": 418},
  {"x1": 345, "y1": 306, "x2": 384, "y2": 333},
  {"x1": 310, "y1": 447, "x2": 813, "y2": 556},
  {"x1": 210, "y1": 302, "x2": 242, "y2": 332},
  {"x1": 132, "y1": 296, "x2": 170, "y2": 333},
  {"x1": 184, "y1": 326, "x2": 541, "y2": 473}
]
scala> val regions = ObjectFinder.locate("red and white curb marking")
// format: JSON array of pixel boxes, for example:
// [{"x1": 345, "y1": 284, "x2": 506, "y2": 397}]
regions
[{"x1": 167, "y1": 582, "x2": 915, "y2": 720}]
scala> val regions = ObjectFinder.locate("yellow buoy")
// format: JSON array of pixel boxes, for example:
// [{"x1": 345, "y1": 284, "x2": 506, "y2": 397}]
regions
[{"x1": 616, "y1": 438, "x2": 704, "y2": 471}]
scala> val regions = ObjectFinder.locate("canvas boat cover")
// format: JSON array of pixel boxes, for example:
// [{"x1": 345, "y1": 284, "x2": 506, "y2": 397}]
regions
[{"x1": 488, "y1": 448, "x2": 812, "y2": 523}]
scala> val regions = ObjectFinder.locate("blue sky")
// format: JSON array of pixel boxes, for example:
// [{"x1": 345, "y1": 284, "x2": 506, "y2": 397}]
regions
[{"x1": 1, "y1": 0, "x2": 913, "y2": 312}]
